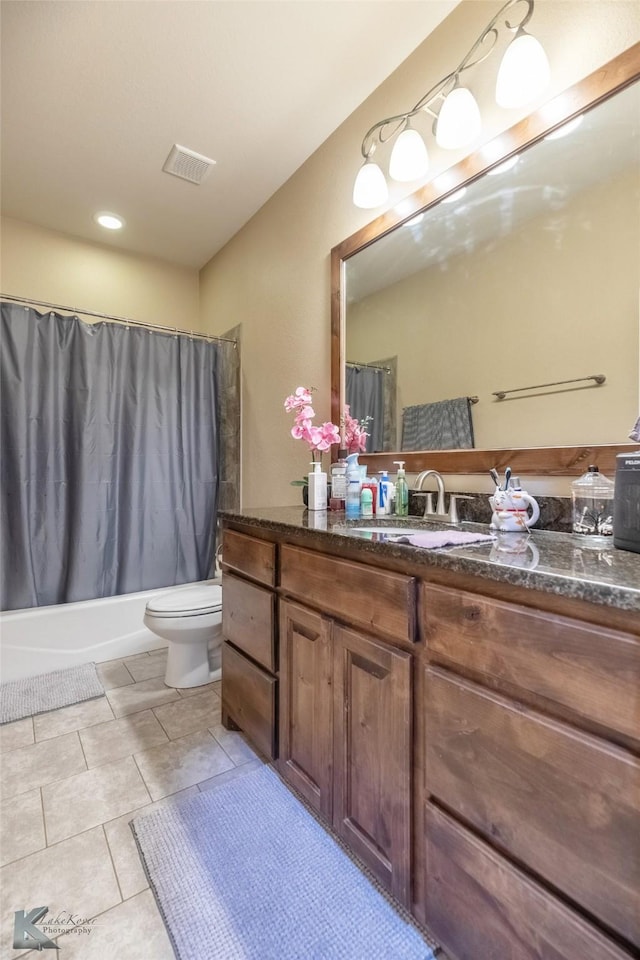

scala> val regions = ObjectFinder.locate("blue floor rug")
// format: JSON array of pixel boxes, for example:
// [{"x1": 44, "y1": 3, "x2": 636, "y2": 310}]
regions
[
  {"x1": 0, "y1": 662, "x2": 104, "y2": 724},
  {"x1": 132, "y1": 765, "x2": 437, "y2": 960}
]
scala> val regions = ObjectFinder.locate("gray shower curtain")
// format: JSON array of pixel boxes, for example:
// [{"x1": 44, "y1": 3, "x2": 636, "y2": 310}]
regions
[
  {"x1": 1, "y1": 303, "x2": 223, "y2": 610},
  {"x1": 346, "y1": 364, "x2": 385, "y2": 453}
]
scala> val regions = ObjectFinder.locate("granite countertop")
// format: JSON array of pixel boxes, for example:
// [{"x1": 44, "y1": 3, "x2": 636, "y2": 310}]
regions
[{"x1": 220, "y1": 506, "x2": 640, "y2": 613}]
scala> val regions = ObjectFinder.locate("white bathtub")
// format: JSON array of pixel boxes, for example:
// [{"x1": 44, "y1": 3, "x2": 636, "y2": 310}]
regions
[{"x1": 0, "y1": 581, "x2": 212, "y2": 682}]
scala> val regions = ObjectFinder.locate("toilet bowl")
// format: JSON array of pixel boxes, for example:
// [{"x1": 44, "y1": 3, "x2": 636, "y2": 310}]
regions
[{"x1": 143, "y1": 582, "x2": 223, "y2": 688}]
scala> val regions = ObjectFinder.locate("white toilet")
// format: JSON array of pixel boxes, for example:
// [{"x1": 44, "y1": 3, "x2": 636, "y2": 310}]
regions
[{"x1": 143, "y1": 581, "x2": 223, "y2": 688}]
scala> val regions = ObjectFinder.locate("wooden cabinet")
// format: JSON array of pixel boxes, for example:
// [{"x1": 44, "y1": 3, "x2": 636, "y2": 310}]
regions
[
  {"x1": 333, "y1": 624, "x2": 412, "y2": 904},
  {"x1": 278, "y1": 547, "x2": 414, "y2": 905},
  {"x1": 220, "y1": 529, "x2": 278, "y2": 760},
  {"x1": 425, "y1": 803, "x2": 631, "y2": 960},
  {"x1": 221, "y1": 518, "x2": 639, "y2": 959},
  {"x1": 421, "y1": 583, "x2": 640, "y2": 959},
  {"x1": 278, "y1": 600, "x2": 333, "y2": 818}
]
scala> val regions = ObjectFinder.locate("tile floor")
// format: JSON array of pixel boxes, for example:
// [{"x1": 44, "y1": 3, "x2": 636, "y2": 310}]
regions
[{"x1": 0, "y1": 647, "x2": 265, "y2": 959}]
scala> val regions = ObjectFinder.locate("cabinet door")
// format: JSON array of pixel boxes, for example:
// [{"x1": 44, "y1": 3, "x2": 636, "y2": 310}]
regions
[
  {"x1": 278, "y1": 600, "x2": 333, "y2": 820},
  {"x1": 333, "y1": 624, "x2": 412, "y2": 905}
]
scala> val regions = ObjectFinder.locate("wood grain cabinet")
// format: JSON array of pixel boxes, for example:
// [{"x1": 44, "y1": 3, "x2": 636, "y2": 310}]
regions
[
  {"x1": 221, "y1": 529, "x2": 278, "y2": 760},
  {"x1": 278, "y1": 599, "x2": 333, "y2": 818},
  {"x1": 421, "y1": 582, "x2": 640, "y2": 960},
  {"x1": 333, "y1": 623, "x2": 412, "y2": 904},
  {"x1": 278, "y1": 548, "x2": 415, "y2": 906},
  {"x1": 221, "y1": 520, "x2": 639, "y2": 960}
]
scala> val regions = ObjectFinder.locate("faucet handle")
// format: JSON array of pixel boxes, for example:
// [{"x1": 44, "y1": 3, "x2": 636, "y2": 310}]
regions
[{"x1": 448, "y1": 494, "x2": 474, "y2": 524}]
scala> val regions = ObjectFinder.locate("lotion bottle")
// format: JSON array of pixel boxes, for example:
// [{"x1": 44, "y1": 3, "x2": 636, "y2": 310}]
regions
[
  {"x1": 394, "y1": 461, "x2": 409, "y2": 516},
  {"x1": 308, "y1": 461, "x2": 327, "y2": 511}
]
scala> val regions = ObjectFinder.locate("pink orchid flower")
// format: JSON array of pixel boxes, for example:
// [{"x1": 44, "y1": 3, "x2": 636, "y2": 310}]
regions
[{"x1": 284, "y1": 386, "x2": 341, "y2": 459}]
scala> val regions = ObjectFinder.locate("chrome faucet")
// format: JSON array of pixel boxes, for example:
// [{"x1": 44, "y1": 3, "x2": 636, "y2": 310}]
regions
[
  {"x1": 415, "y1": 470, "x2": 446, "y2": 515},
  {"x1": 413, "y1": 469, "x2": 473, "y2": 524}
]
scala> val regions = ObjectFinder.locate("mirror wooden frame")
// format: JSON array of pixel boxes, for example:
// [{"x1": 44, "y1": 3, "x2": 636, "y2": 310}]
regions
[{"x1": 331, "y1": 44, "x2": 640, "y2": 476}]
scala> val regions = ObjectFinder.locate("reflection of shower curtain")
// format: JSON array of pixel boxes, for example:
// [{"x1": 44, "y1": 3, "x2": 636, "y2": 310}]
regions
[
  {"x1": 0, "y1": 303, "x2": 226, "y2": 610},
  {"x1": 346, "y1": 365, "x2": 385, "y2": 453}
]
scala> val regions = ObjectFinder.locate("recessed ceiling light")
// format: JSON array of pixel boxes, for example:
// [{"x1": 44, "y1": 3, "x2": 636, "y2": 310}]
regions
[
  {"x1": 94, "y1": 212, "x2": 125, "y2": 230},
  {"x1": 544, "y1": 115, "x2": 584, "y2": 141}
]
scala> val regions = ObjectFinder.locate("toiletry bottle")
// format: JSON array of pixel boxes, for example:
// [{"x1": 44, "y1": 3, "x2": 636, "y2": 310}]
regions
[
  {"x1": 377, "y1": 471, "x2": 390, "y2": 515},
  {"x1": 361, "y1": 476, "x2": 378, "y2": 515},
  {"x1": 307, "y1": 461, "x2": 327, "y2": 511},
  {"x1": 571, "y1": 465, "x2": 614, "y2": 544},
  {"x1": 360, "y1": 486, "x2": 374, "y2": 518},
  {"x1": 330, "y1": 452, "x2": 347, "y2": 511},
  {"x1": 394, "y1": 461, "x2": 409, "y2": 516},
  {"x1": 346, "y1": 479, "x2": 361, "y2": 520}
]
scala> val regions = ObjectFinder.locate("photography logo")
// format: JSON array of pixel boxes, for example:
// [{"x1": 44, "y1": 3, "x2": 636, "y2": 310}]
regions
[{"x1": 13, "y1": 906, "x2": 58, "y2": 951}]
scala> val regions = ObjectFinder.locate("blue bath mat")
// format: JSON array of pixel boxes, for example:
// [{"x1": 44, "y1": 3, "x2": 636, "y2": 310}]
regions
[
  {"x1": 132, "y1": 765, "x2": 437, "y2": 960},
  {"x1": 0, "y1": 662, "x2": 104, "y2": 724}
]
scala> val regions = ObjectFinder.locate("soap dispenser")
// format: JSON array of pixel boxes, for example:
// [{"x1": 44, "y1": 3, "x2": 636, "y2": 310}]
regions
[
  {"x1": 308, "y1": 461, "x2": 327, "y2": 511},
  {"x1": 394, "y1": 461, "x2": 409, "y2": 516}
]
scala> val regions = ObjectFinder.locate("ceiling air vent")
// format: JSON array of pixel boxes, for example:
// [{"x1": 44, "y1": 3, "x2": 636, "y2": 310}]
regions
[{"x1": 162, "y1": 144, "x2": 216, "y2": 185}]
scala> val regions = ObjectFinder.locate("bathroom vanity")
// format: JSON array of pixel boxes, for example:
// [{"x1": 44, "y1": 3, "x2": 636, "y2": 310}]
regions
[{"x1": 220, "y1": 507, "x2": 639, "y2": 960}]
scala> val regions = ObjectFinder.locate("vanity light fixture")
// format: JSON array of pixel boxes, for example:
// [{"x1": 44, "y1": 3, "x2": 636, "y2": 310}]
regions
[
  {"x1": 352, "y1": 0, "x2": 550, "y2": 209},
  {"x1": 94, "y1": 211, "x2": 125, "y2": 230}
]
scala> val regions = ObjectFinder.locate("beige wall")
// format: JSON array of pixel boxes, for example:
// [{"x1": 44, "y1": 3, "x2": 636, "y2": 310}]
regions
[
  {"x1": 199, "y1": 0, "x2": 640, "y2": 507},
  {"x1": 1, "y1": 217, "x2": 200, "y2": 330},
  {"x1": 347, "y1": 169, "x2": 639, "y2": 449}
]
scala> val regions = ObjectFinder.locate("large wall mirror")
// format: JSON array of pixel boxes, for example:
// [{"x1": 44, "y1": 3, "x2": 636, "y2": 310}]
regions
[{"x1": 331, "y1": 45, "x2": 640, "y2": 475}]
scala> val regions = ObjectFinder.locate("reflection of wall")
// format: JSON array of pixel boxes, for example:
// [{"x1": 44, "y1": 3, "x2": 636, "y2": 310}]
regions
[{"x1": 346, "y1": 169, "x2": 639, "y2": 449}]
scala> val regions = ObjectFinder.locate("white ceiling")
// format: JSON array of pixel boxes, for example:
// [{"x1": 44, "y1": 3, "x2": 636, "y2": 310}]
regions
[{"x1": 0, "y1": 0, "x2": 459, "y2": 269}]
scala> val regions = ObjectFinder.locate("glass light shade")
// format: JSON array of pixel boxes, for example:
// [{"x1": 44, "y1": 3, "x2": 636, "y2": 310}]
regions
[
  {"x1": 441, "y1": 187, "x2": 467, "y2": 204},
  {"x1": 352, "y1": 160, "x2": 388, "y2": 209},
  {"x1": 436, "y1": 87, "x2": 482, "y2": 150},
  {"x1": 389, "y1": 126, "x2": 429, "y2": 182},
  {"x1": 496, "y1": 32, "x2": 550, "y2": 109},
  {"x1": 544, "y1": 115, "x2": 583, "y2": 141},
  {"x1": 487, "y1": 155, "x2": 519, "y2": 175}
]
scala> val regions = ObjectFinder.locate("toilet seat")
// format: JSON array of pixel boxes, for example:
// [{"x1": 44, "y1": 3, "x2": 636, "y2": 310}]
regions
[{"x1": 145, "y1": 584, "x2": 222, "y2": 619}]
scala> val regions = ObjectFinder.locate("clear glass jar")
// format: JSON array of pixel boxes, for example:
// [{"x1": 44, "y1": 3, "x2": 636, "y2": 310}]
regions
[{"x1": 571, "y1": 465, "x2": 614, "y2": 545}]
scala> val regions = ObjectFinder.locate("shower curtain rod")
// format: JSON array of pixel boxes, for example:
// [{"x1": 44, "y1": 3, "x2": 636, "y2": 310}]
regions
[{"x1": 1, "y1": 294, "x2": 238, "y2": 346}]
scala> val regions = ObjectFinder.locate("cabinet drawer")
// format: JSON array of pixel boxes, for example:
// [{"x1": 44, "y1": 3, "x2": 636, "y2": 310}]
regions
[
  {"x1": 221, "y1": 642, "x2": 277, "y2": 760},
  {"x1": 422, "y1": 582, "x2": 640, "y2": 741},
  {"x1": 425, "y1": 666, "x2": 640, "y2": 946},
  {"x1": 222, "y1": 528, "x2": 276, "y2": 587},
  {"x1": 425, "y1": 803, "x2": 631, "y2": 960},
  {"x1": 222, "y1": 572, "x2": 276, "y2": 672},
  {"x1": 280, "y1": 544, "x2": 416, "y2": 645}
]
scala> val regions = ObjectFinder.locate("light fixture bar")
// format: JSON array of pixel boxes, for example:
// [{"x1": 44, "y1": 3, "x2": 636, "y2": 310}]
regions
[{"x1": 353, "y1": 0, "x2": 549, "y2": 208}]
